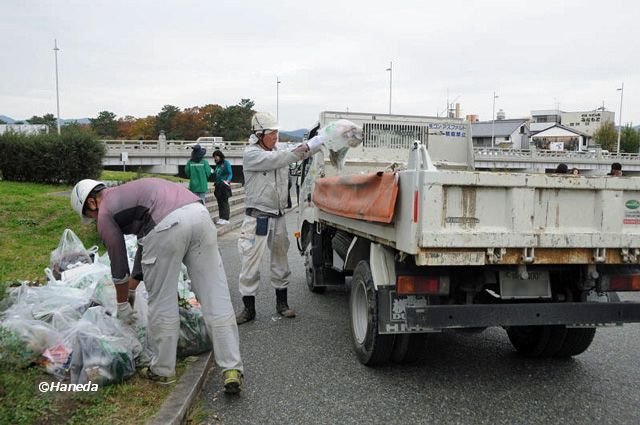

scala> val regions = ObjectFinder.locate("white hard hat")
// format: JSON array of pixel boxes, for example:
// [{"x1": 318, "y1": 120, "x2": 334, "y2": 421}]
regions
[
  {"x1": 70, "y1": 179, "x2": 106, "y2": 223},
  {"x1": 251, "y1": 112, "x2": 279, "y2": 132}
]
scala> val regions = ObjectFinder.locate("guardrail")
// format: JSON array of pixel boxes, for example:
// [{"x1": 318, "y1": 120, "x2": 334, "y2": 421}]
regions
[
  {"x1": 102, "y1": 140, "x2": 248, "y2": 154},
  {"x1": 474, "y1": 147, "x2": 640, "y2": 163}
]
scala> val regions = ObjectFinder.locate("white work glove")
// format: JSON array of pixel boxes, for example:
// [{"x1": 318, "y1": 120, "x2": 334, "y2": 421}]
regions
[
  {"x1": 128, "y1": 288, "x2": 137, "y2": 307},
  {"x1": 117, "y1": 302, "x2": 138, "y2": 326},
  {"x1": 306, "y1": 135, "x2": 326, "y2": 151},
  {"x1": 319, "y1": 119, "x2": 363, "y2": 149}
]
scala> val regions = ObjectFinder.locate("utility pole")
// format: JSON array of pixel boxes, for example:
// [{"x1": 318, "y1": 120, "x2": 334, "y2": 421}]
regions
[
  {"x1": 54, "y1": 39, "x2": 61, "y2": 135},
  {"x1": 386, "y1": 61, "x2": 392, "y2": 114},
  {"x1": 491, "y1": 91, "x2": 499, "y2": 148},
  {"x1": 276, "y1": 76, "x2": 281, "y2": 121},
  {"x1": 617, "y1": 82, "x2": 624, "y2": 154}
]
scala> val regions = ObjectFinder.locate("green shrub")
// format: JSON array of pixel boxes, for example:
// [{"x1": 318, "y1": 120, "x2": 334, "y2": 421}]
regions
[{"x1": 0, "y1": 129, "x2": 105, "y2": 184}]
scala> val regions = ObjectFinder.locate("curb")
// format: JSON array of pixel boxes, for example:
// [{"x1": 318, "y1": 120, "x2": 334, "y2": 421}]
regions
[{"x1": 147, "y1": 352, "x2": 213, "y2": 425}]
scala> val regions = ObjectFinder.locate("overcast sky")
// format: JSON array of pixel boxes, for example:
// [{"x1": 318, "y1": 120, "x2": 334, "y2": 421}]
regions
[{"x1": 2, "y1": 0, "x2": 638, "y2": 131}]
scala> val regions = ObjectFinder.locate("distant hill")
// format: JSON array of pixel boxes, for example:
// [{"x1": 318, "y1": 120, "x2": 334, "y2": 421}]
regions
[
  {"x1": 0, "y1": 115, "x2": 90, "y2": 125},
  {"x1": 280, "y1": 128, "x2": 308, "y2": 141}
]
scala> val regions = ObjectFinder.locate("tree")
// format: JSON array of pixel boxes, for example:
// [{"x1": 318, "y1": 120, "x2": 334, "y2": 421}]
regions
[
  {"x1": 592, "y1": 121, "x2": 617, "y2": 151},
  {"x1": 173, "y1": 106, "x2": 205, "y2": 140},
  {"x1": 116, "y1": 115, "x2": 137, "y2": 139},
  {"x1": 155, "y1": 105, "x2": 181, "y2": 139},
  {"x1": 130, "y1": 116, "x2": 157, "y2": 140},
  {"x1": 90, "y1": 111, "x2": 118, "y2": 138},
  {"x1": 200, "y1": 104, "x2": 224, "y2": 136},
  {"x1": 27, "y1": 113, "x2": 57, "y2": 131},
  {"x1": 620, "y1": 125, "x2": 640, "y2": 153},
  {"x1": 213, "y1": 99, "x2": 255, "y2": 141}
]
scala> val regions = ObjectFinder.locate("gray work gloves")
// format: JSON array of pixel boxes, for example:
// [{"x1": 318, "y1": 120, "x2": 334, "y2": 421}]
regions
[{"x1": 117, "y1": 302, "x2": 138, "y2": 326}]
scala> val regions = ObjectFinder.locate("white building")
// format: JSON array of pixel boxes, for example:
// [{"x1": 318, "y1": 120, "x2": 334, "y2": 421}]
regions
[
  {"x1": 471, "y1": 119, "x2": 530, "y2": 149},
  {"x1": 530, "y1": 109, "x2": 615, "y2": 138},
  {"x1": 530, "y1": 124, "x2": 588, "y2": 151},
  {"x1": 560, "y1": 110, "x2": 615, "y2": 136}
]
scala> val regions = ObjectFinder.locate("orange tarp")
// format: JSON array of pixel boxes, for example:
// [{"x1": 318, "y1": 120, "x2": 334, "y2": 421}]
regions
[{"x1": 312, "y1": 172, "x2": 399, "y2": 223}]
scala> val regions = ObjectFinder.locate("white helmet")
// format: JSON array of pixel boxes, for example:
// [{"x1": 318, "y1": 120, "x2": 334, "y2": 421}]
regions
[
  {"x1": 251, "y1": 112, "x2": 279, "y2": 133},
  {"x1": 70, "y1": 179, "x2": 106, "y2": 223}
]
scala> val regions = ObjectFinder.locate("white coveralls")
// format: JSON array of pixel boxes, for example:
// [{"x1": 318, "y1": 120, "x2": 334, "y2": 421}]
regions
[
  {"x1": 238, "y1": 137, "x2": 317, "y2": 296},
  {"x1": 139, "y1": 202, "x2": 243, "y2": 376}
]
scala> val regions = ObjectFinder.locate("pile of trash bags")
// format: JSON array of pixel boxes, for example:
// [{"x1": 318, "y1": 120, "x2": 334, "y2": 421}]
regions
[{"x1": 0, "y1": 229, "x2": 210, "y2": 386}]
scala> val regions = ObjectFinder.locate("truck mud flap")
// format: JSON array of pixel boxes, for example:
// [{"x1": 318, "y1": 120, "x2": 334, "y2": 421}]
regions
[{"x1": 377, "y1": 287, "x2": 640, "y2": 334}]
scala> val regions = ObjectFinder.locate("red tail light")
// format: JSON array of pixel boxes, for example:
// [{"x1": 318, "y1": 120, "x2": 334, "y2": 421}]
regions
[
  {"x1": 397, "y1": 275, "x2": 440, "y2": 295},
  {"x1": 609, "y1": 275, "x2": 640, "y2": 291}
]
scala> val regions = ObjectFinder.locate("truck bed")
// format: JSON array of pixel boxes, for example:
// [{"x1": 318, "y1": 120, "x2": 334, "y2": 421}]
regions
[{"x1": 317, "y1": 170, "x2": 640, "y2": 266}]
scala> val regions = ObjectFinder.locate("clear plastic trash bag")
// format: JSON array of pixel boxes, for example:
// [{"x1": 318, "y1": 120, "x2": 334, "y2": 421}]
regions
[
  {"x1": 177, "y1": 305, "x2": 211, "y2": 358},
  {"x1": 69, "y1": 306, "x2": 141, "y2": 386},
  {"x1": 49, "y1": 229, "x2": 94, "y2": 280},
  {"x1": 318, "y1": 119, "x2": 363, "y2": 170}
]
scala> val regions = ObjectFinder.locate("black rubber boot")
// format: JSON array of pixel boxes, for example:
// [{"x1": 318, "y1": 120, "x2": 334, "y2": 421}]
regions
[
  {"x1": 236, "y1": 296, "x2": 256, "y2": 324},
  {"x1": 276, "y1": 289, "x2": 296, "y2": 318}
]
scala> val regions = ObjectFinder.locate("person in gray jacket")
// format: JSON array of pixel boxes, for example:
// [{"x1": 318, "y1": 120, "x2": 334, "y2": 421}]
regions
[{"x1": 236, "y1": 112, "x2": 327, "y2": 323}]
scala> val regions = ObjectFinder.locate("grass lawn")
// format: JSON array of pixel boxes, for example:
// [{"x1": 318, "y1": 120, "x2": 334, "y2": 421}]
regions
[{"x1": 0, "y1": 172, "x2": 189, "y2": 425}]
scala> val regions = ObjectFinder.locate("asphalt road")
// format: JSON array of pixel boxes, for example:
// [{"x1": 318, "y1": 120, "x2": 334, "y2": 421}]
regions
[{"x1": 196, "y1": 212, "x2": 640, "y2": 425}]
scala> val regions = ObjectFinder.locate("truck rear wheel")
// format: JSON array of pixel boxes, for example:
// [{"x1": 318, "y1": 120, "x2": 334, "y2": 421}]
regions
[
  {"x1": 350, "y1": 260, "x2": 394, "y2": 365},
  {"x1": 506, "y1": 325, "x2": 567, "y2": 358},
  {"x1": 304, "y1": 245, "x2": 327, "y2": 294},
  {"x1": 390, "y1": 334, "x2": 426, "y2": 364},
  {"x1": 554, "y1": 328, "x2": 596, "y2": 358}
]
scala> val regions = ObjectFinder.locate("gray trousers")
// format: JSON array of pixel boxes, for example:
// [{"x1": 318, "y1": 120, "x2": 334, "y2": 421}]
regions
[
  {"x1": 237, "y1": 214, "x2": 291, "y2": 296},
  {"x1": 139, "y1": 202, "x2": 243, "y2": 377}
]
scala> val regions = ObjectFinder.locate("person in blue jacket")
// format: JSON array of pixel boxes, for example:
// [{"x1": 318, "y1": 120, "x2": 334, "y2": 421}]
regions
[{"x1": 212, "y1": 150, "x2": 233, "y2": 225}]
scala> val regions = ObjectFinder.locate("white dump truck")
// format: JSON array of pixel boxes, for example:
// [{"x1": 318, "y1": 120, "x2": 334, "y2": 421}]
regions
[{"x1": 296, "y1": 111, "x2": 640, "y2": 365}]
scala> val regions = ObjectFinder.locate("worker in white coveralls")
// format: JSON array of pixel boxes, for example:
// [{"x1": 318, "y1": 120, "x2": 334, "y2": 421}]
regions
[
  {"x1": 70, "y1": 177, "x2": 244, "y2": 393},
  {"x1": 235, "y1": 112, "x2": 360, "y2": 323}
]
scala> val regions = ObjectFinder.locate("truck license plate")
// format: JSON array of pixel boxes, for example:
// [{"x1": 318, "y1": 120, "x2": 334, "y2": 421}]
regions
[{"x1": 499, "y1": 270, "x2": 551, "y2": 299}]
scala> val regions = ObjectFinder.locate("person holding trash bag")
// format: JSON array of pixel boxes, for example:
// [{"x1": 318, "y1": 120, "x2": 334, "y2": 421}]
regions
[
  {"x1": 212, "y1": 149, "x2": 233, "y2": 225},
  {"x1": 235, "y1": 111, "x2": 362, "y2": 324},
  {"x1": 184, "y1": 144, "x2": 212, "y2": 204},
  {"x1": 70, "y1": 177, "x2": 244, "y2": 393}
]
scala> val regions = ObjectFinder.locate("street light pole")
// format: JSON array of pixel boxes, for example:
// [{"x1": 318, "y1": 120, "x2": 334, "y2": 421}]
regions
[
  {"x1": 491, "y1": 91, "x2": 499, "y2": 148},
  {"x1": 53, "y1": 39, "x2": 61, "y2": 135},
  {"x1": 616, "y1": 82, "x2": 624, "y2": 154},
  {"x1": 276, "y1": 76, "x2": 281, "y2": 121},
  {"x1": 386, "y1": 61, "x2": 392, "y2": 114}
]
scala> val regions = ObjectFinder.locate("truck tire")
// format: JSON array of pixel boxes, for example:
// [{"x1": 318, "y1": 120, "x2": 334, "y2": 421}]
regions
[
  {"x1": 554, "y1": 328, "x2": 596, "y2": 358},
  {"x1": 506, "y1": 325, "x2": 567, "y2": 358},
  {"x1": 350, "y1": 260, "x2": 394, "y2": 365},
  {"x1": 304, "y1": 245, "x2": 327, "y2": 294},
  {"x1": 390, "y1": 334, "x2": 426, "y2": 364}
]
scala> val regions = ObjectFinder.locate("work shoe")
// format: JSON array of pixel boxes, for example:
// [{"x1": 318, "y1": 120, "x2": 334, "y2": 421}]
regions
[
  {"x1": 236, "y1": 296, "x2": 256, "y2": 324},
  {"x1": 275, "y1": 289, "x2": 296, "y2": 318},
  {"x1": 223, "y1": 369, "x2": 243, "y2": 394},
  {"x1": 139, "y1": 367, "x2": 176, "y2": 385}
]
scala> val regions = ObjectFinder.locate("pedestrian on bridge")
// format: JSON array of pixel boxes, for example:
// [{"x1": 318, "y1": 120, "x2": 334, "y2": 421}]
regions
[
  {"x1": 185, "y1": 144, "x2": 212, "y2": 204},
  {"x1": 235, "y1": 112, "x2": 327, "y2": 324},
  {"x1": 212, "y1": 149, "x2": 233, "y2": 225},
  {"x1": 608, "y1": 162, "x2": 623, "y2": 176},
  {"x1": 70, "y1": 177, "x2": 244, "y2": 393}
]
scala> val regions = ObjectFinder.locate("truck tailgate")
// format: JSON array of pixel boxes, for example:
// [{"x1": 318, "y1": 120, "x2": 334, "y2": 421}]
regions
[{"x1": 416, "y1": 171, "x2": 640, "y2": 249}]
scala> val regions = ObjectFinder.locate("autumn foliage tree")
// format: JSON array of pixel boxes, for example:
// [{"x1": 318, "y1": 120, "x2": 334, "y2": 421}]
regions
[{"x1": 86, "y1": 99, "x2": 256, "y2": 141}]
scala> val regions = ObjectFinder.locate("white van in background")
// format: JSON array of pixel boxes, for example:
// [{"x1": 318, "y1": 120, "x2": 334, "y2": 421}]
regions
[{"x1": 186, "y1": 136, "x2": 226, "y2": 151}]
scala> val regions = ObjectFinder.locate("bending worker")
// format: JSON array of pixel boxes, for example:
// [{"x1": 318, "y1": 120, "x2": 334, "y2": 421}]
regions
[
  {"x1": 70, "y1": 177, "x2": 244, "y2": 393},
  {"x1": 236, "y1": 112, "x2": 360, "y2": 324}
]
